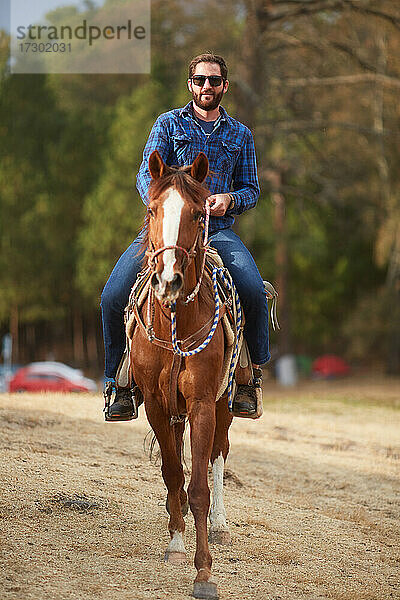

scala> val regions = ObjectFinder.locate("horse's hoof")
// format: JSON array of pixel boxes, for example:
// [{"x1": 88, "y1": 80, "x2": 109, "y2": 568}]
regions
[
  {"x1": 193, "y1": 581, "x2": 219, "y2": 600},
  {"x1": 208, "y1": 529, "x2": 231, "y2": 545},
  {"x1": 164, "y1": 550, "x2": 187, "y2": 565}
]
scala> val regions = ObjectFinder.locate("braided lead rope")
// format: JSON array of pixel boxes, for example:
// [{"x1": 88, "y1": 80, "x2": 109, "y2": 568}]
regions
[
  {"x1": 171, "y1": 267, "x2": 220, "y2": 357},
  {"x1": 171, "y1": 266, "x2": 242, "y2": 411}
]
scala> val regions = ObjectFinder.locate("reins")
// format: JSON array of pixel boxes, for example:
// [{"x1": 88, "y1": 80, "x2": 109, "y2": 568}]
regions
[{"x1": 183, "y1": 206, "x2": 209, "y2": 304}]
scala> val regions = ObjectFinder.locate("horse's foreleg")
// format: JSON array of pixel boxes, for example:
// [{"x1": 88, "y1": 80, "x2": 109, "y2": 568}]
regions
[
  {"x1": 188, "y1": 401, "x2": 218, "y2": 598},
  {"x1": 145, "y1": 401, "x2": 187, "y2": 564},
  {"x1": 209, "y1": 396, "x2": 233, "y2": 545},
  {"x1": 174, "y1": 420, "x2": 189, "y2": 514}
]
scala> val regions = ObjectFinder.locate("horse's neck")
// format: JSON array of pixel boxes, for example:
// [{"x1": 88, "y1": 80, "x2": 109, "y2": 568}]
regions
[{"x1": 154, "y1": 247, "x2": 209, "y2": 336}]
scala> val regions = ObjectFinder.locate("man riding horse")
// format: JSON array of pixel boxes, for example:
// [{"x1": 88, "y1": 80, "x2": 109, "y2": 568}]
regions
[{"x1": 101, "y1": 52, "x2": 270, "y2": 420}]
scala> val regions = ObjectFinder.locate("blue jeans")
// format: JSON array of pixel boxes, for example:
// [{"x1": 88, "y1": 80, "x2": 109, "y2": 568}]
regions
[{"x1": 100, "y1": 228, "x2": 270, "y2": 378}]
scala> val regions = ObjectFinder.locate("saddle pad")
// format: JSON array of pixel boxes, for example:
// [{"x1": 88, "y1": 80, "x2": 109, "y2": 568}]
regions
[
  {"x1": 117, "y1": 268, "x2": 151, "y2": 387},
  {"x1": 125, "y1": 267, "x2": 151, "y2": 340}
]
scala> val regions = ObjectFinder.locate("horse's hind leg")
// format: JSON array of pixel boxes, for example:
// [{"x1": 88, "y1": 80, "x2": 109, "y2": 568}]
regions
[
  {"x1": 209, "y1": 396, "x2": 233, "y2": 545},
  {"x1": 145, "y1": 402, "x2": 187, "y2": 564}
]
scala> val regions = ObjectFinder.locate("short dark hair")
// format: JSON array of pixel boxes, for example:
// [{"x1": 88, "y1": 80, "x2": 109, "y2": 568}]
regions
[{"x1": 188, "y1": 53, "x2": 228, "y2": 80}]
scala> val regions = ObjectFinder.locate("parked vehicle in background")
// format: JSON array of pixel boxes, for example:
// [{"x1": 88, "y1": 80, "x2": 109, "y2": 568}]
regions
[
  {"x1": 312, "y1": 355, "x2": 350, "y2": 379},
  {"x1": 9, "y1": 362, "x2": 97, "y2": 393}
]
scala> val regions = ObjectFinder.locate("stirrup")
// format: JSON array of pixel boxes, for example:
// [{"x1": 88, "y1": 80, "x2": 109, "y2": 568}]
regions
[
  {"x1": 231, "y1": 368, "x2": 263, "y2": 420},
  {"x1": 103, "y1": 382, "x2": 139, "y2": 422}
]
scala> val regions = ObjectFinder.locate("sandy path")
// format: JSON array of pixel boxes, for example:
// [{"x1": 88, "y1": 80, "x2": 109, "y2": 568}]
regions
[{"x1": 0, "y1": 377, "x2": 399, "y2": 600}]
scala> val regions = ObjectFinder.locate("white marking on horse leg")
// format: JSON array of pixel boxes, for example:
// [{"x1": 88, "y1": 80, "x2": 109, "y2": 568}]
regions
[
  {"x1": 167, "y1": 530, "x2": 186, "y2": 554},
  {"x1": 161, "y1": 188, "x2": 184, "y2": 284},
  {"x1": 209, "y1": 453, "x2": 228, "y2": 532}
]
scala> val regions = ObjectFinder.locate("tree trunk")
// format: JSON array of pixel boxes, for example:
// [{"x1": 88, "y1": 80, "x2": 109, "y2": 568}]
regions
[
  {"x1": 265, "y1": 169, "x2": 291, "y2": 354},
  {"x1": 10, "y1": 306, "x2": 19, "y2": 364},
  {"x1": 373, "y1": 32, "x2": 399, "y2": 374},
  {"x1": 86, "y1": 312, "x2": 99, "y2": 368},
  {"x1": 73, "y1": 308, "x2": 84, "y2": 365},
  {"x1": 235, "y1": 0, "x2": 266, "y2": 130}
]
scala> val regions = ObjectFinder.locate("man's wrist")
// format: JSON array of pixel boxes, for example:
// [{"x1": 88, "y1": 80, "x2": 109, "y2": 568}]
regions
[{"x1": 228, "y1": 193, "x2": 235, "y2": 210}]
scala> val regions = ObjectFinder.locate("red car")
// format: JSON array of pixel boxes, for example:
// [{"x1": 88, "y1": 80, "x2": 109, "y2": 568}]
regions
[
  {"x1": 9, "y1": 362, "x2": 97, "y2": 393},
  {"x1": 312, "y1": 355, "x2": 350, "y2": 379}
]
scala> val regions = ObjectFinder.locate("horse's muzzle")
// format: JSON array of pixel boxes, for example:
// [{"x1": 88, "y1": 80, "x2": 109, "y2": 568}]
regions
[{"x1": 151, "y1": 271, "x2": 183, "y2": 303}]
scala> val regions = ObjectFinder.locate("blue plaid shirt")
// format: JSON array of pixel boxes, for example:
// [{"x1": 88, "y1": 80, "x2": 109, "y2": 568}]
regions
[{"x1": 136, "y1": 101, "x2": 260, "y2": 234}]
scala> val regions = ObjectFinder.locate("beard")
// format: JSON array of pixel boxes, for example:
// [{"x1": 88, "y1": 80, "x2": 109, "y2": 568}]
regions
[{"x1": 191, "y1": 88, "x2": 224, "y2": 111}]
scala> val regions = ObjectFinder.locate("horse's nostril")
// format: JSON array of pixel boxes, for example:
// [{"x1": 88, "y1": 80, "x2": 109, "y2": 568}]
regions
[
  {"x1": 151, "y1": 273, "x2": 159, "y2": 290},
  {"x1": 171, "y1": 273, "x2": 183, "y2": 293}
]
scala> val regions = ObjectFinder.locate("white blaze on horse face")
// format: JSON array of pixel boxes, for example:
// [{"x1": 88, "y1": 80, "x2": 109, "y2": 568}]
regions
[{"x1": 161, "y1": 188, "x2": 184, "y2": 284}]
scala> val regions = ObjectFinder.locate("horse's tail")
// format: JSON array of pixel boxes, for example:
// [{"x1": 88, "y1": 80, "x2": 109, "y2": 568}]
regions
[
  {"x1": 143, "y1": 421, "x2": 189, "y2": 468},
  {"x1": 143, "y1": 429, "x2": 160, "y2": 464}
]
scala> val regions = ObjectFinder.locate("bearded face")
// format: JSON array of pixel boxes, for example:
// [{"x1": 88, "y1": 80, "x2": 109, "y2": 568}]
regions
[
  {"x1": 188, "y1": 63, "x2": 229, "y2": 112},
  {"x1": 191, "y1": 86, "x2": 225, "y2": 112}
]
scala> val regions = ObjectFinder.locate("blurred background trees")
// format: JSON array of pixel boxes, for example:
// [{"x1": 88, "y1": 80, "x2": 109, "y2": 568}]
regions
[{"x1": 1, "y1": 0, "x2": 399, "y2": 374}]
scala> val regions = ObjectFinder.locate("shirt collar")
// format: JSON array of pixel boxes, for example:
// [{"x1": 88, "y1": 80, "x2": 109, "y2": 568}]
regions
[{"x1": 180, "y1": 101, "x2": 228, "y2": 122}]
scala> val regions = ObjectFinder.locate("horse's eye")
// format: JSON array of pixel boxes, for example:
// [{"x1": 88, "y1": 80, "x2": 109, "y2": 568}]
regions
[
  {"x1": 193, "y1": 211, "x2": 202, "y2": 221},
  {"x1": 148, "y1": 207, "x2": 155, "y2": 218}
]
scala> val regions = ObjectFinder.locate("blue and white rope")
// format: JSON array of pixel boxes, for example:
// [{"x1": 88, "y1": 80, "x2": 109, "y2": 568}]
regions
[
  {"x1": 170, "y1": 267, "x2": 220, "y2": 357},
  {"x1": 170, "y1": 266, "x2": 242, "y2": 411}
]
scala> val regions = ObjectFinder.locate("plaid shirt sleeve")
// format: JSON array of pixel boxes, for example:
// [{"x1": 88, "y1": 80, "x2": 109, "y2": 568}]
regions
[
  {"x1": 227, "y1": 128, "x2": 260, "y2": 215},
  {"x1": 136, "y1": 115, "x2": 172, "y2": 205}
]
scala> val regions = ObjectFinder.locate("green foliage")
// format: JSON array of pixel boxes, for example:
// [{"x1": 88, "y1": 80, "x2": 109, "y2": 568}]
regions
[
  {"x1": 0, "y1": 73, "x2": 64, "y2": 320},
  {"x1": 0, "y1": 61, "x2": 105, "y2": 322},
  {"x1": 76, "y1": 80, "x2": 167, "y2": 302}
]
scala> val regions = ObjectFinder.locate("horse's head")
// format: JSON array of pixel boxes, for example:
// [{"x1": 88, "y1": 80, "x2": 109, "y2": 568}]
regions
[{"x1": 147, "y1": 150, "x2": 209, "y2": 304}]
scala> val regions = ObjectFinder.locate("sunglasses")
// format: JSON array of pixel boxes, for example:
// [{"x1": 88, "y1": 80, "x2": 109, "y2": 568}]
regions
[{"x1": 191, "y1": 75, "x2": 224, "y2": 87}]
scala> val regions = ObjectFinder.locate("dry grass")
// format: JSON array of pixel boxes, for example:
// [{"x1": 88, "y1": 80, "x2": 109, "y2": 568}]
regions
[{"x1": 0, "y1": 375, "x2": 399, "y2": 600}]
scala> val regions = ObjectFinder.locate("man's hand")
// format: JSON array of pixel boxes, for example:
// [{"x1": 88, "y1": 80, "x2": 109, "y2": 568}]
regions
[{"x1": 206, "y1": 193, "x2": 232, "y2": 216}]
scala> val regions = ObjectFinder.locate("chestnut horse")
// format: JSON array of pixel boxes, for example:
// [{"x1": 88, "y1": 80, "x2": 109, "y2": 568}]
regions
[{"x1": 129, "y1": 150, "x2": 235, "y2": 600}]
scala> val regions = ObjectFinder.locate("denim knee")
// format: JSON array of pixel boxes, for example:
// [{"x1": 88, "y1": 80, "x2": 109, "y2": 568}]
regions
[
  {"x1": 235, "y1": 274, "x2": 266, "y2": 312},
  {"x1": 100, "y1": 281, "x2": 126, "y2": 315}
]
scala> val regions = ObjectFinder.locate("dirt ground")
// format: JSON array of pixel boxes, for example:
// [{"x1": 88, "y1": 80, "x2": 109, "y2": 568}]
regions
[{"x1": 0, "y1": 376, "x2": 399, "y2": 600}]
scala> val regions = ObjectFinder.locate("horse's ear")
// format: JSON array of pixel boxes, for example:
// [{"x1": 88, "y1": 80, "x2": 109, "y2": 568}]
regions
[
  {"x1": 191, "y1": 152, "x2": 208, "y2": 183},
  {"x1": 149, "y1": 150, "x2": 166, "y2": 180}
]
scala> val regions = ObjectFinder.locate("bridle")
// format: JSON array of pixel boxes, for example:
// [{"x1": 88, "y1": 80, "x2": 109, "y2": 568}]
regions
[
  {"x1": 148, "y1": 244, "x2": 191, "y2": 267},
  {"x1": 145, "y1": 203, "x2": 211, "y2": 304}
]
